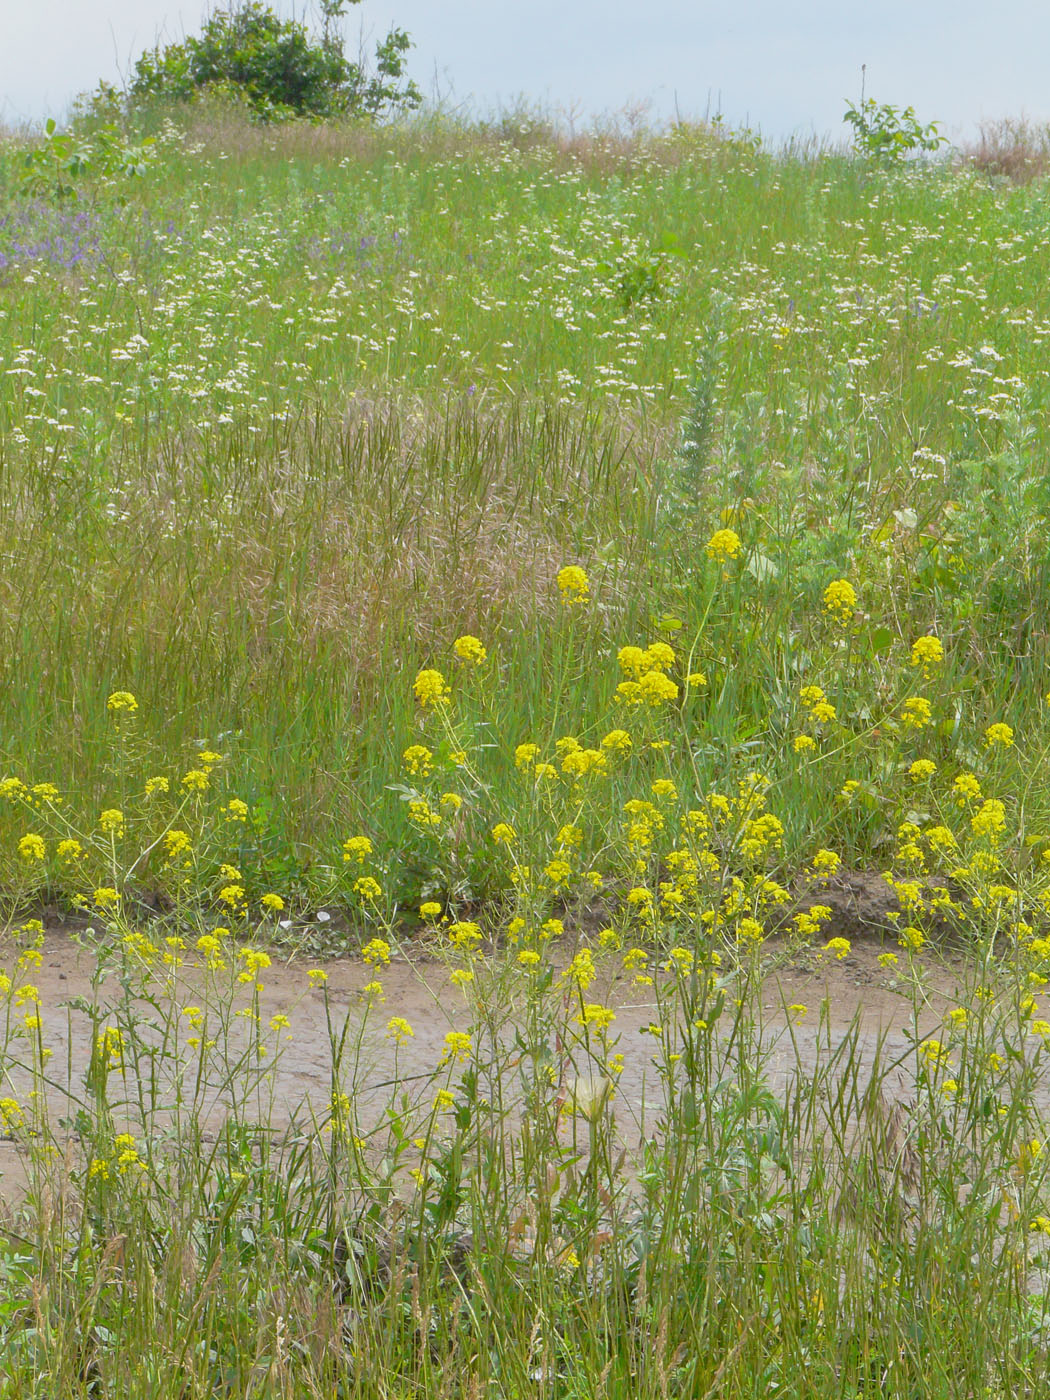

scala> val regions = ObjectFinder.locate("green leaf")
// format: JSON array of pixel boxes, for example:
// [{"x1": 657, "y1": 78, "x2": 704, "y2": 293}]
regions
[{"x1": 744, "y1": 552, "x2": 779, "y2": 582}]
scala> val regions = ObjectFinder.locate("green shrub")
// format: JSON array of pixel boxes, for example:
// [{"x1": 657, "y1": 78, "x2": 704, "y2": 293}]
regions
[
  {"x1": 843, "y1": 97, "x2": 946, "y2": 164},
  {"x1": 128, "y1": 1, "x2": 421, "y2": 121}
]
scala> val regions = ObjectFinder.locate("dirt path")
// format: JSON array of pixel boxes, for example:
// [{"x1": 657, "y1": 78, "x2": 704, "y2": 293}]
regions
[{"x1": 0, "y1": 928, "x2": 981, "y2": 1200}]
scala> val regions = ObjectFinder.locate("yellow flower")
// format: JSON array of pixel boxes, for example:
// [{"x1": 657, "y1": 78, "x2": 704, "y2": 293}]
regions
[
  {"x1": 909, "y1": 635, "x2": 944, "y2": 676},
  {"x1": 237, "y1": 948, "x2": 271, "y2": 981},
  {"x1": 908, "y1": 759, "x2": 936, "y2": 782},
  {"x1": 919, "y1": 1038, "x2": 950, "y2": 1068},
  {"x1": 261, "y1": 893, "x2": 284, "y2": 913},
  {"x1": 687, "y1": 672, "x2": 707, "y2": 689},
  {"x1": 514, "y1": 742, "x2": 540, "y2": 769},
  {"x1": 96, "y1": 1026, "x2": 125, "y2": 1067},
  {"x1": 617, "y1": 645, "x2": 648, "y2": 679},
  {"x1": 163, "y1": 829, "x2": 192, "y2": 859},
  {"x1": 562, "y1": 948, "x2": 596, "y2": 991},
  {"x1": 386, "y1": 1016, "x2": 415, "y2": 1044},
  {"x1": 452, "y1": 634, "x2": 486, "y2": 665},
  {"x1": 810, "y1": 848, "x2": 840, "y2": 878},
  {"x1": 144, "y1": 776, "x2": 169, "y2": 796},
  {"x1": 98, "y1": 808, "x2": 124, "y2": 836},
  {"x1": 419, "y1": 900, "x2": 442, "y2": 919},
  {"x1": 985, "y1": 722, "x2": 1015, "y2": 749},
  {"x1": 794, "y1": 905, "x2": 833, "y2": 937},
  {"x1": 441, "y1": 1030, "x2": 472, "y2": 1063},
  {"x1": 224, "y1": 798, "x2": 249, "y2": 822},
  {"x1": 665, "y1": 946, "x2": 694, "y2": 974},
  {"x1": 730, "y1": 918, "x2": 762, "y2": 946},
  {"x1": 362, "y1": 937, "x2": 390, "y2": 966},
  {"x1": 439, "y1": 791, "x2": 462, "y2": 811},
  {"x1": 0, "y1": 1098, "x2": 23, "y2": 1130},
  {"x1": 556, "y1": 565, "x2": 589, "y2": 605},
  {"x1": 307, "y1": 968, "x2": 328, "y2": 985},
  {"x1": 638, "y1": 671, "x2": 678, "y2": 706},
  {"x1": 601, "y1": 728, "x2": 631, "y2": 753},
  {"x1": 561, "y1": 746, "x2": 607, "y2": 778},
  {"x1": 413, "y1": 668, "x2": 450, "y2": 707},
  {"x1": 821, "y1": 937, "x2": 851, "y2": 960},
  {"x1": 900, "y1": 697, "x2": 932, "y2": 730},
  {"x1": 576, "y1": 1003, "x2": 616, "y2": 1032},
  {"x1": 793, "y1": 735, "x2": 816, "y2": 754},
  {"x1": 93, "y1": 887, "x2": 120, "y2": 910},
  {"x1": 181, "y1": 769, "x2": 209, "y2": 792},
  {"x1": 953, "y1": 773, "x2": 982, "y2": 806},
  {"x1": 353, "y1": 876, "x2": 383, "y2": 902},
  {"x1": 544, "y1": 858, "x2": 572, "y2": 887},
  {"x1": 106, "y1": 691, "x2": 138, "y2": 713},
  {"x1": 57, "y1": 838, "x2": 83, "y2": 861},
  {"x1": 821, "y1": 579, "x2": 856, "y2": 623},
  {"x1": 705, "y1": 528, "x2": 742, "y2": 563},
  {"x1": 403, "y1": 744, "x2": 433, "y2": 776},
  {"x1": 17, "y1": 834, "x2": 45, "y2": 861},
  {"x1": 971, "y1": 799, "x2": 1006, "y2": 842},
  {"x1": 218, "y1": 884, "x2": 246, "y2": 910},
  {"x1": 448, "y1": 921, "x2": 481, "y2": 950},
  {"x1": 342, "y1": 835, "x2": 373, "y2": 864},
  {"x1": 491, "y1": 822, "x2": 516, "y2": 844}
]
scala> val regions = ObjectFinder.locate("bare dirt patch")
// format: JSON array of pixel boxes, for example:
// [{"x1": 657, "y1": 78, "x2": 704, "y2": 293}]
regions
[{"x1": 0, "y1": 918, "x2": 979, "y2": 1201}]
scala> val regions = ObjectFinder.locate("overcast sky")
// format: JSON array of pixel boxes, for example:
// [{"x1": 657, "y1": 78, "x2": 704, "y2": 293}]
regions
[{"x1": 3, "y1": 0, "x2": 1048, "y2": 143}]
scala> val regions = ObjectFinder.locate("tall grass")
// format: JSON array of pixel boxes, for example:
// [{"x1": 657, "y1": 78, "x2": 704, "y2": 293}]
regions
[
  {"x1": 0, "y1": 110, "x2": 1047, "y2": 903},
  {"x1": 2, "y1": 105, "x2": 1050, "y2": 1395}
]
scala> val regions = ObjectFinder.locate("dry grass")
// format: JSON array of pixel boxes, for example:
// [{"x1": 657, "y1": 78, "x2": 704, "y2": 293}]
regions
[
  {"x1": 960, "y1": 117, "x2": 1050, "y2": 182},
  {"x1": 170, "y1": 93, "x2": 746, "y2": 178}
]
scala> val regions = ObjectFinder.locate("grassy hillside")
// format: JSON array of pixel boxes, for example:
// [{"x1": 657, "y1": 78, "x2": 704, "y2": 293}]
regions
[
  {"x1": 1, "y1": 108, "x2": 1050, "y2": 1398},
  {"x1": 1, "y1": 112, "x2": 1048, "y2": 917}
]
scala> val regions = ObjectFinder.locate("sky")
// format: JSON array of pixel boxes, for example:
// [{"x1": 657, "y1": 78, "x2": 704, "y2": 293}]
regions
[{"x1": 3, "y1": 0, "x2": 1049, "y2": 144}]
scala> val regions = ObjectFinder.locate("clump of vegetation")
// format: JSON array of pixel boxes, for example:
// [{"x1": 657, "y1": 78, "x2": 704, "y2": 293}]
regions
[
  {"x1": 129, "y1": 0, "x2": 421, "y2": 120},
  {"x1": 963, "y1": 116, "x2": 1050, "y2": 183},
  {"x1": 844, "y1": 96, "x2": 946, "y2": 163},
  {"x1": 17, "y1": 115, "x2": 155, "y2": 201},
  {"x1": 2, "y1": 103, "x2": 1050, "y2": 1395}
]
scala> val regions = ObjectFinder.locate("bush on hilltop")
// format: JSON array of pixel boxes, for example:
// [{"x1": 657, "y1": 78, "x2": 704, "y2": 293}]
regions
[{"x1": 129, "y1": 1, "x2": 421, "y2": 121}]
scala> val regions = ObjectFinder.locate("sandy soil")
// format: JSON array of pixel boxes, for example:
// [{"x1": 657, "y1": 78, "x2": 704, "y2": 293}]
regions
[{"x1": 0, "y1": 919, "x2": 979, "y2": 1201}]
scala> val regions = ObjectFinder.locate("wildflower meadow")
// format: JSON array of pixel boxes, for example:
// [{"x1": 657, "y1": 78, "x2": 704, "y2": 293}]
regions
[{"x1": 0, "y1": 100, "x2": 1049, "y2": 1396}]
